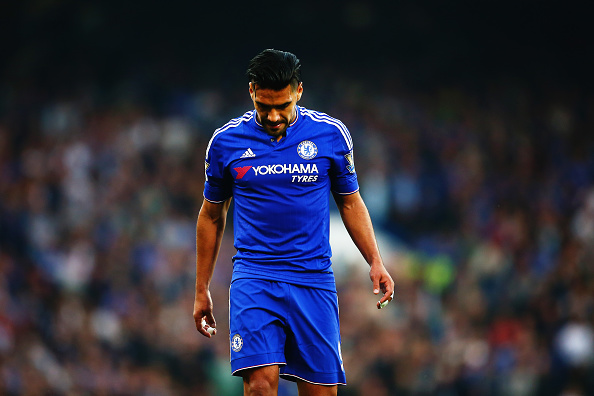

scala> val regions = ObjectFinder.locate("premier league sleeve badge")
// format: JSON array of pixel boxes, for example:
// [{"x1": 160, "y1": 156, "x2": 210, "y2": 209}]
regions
[{"x1": 344, "y1": 150, "x2": 355, "y2": 173}]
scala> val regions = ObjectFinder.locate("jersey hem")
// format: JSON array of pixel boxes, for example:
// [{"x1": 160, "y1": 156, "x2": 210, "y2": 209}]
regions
[
  {"x1": 231, "y1": 268, "x2": 337, "y2": 291},
  {"x1": 331, "y1": 188, "x2": 359, "y2": 195},
  {"x1": 203, "y1": 194, "x2": 231, "y2": 204}
]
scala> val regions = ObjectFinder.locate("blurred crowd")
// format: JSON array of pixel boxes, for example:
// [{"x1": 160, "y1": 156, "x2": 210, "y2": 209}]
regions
[{"x1": 1, "y1": 73, "x2": 593, "y2": 396}]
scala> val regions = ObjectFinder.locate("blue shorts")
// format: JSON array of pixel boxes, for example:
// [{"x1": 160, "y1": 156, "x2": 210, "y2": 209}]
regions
[{"x1": 229, "y1": 278, "x2": 346, "y2": 385}]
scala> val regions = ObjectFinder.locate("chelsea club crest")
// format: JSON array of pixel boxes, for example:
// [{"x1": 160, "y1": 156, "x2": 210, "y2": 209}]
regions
[
  {"x1": 297, "y1": 140, "x2": 318, "y2": 160},
  {"x1": 231, "y1": 334, "x2": 243, "y2": 352}
]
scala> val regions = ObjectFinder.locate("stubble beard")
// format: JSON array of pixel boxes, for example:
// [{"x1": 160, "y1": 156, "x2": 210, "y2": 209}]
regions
[{"x1": 263, "y1": 121, "x2": 288, "y2": 138}]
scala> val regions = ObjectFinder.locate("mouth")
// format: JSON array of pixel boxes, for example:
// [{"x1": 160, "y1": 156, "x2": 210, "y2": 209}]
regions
[{"x1": 265, "y1": 122, "x2": 285, "y2": 131}]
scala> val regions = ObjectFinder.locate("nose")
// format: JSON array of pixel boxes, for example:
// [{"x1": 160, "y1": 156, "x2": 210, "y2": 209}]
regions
[{"x1": 267, "y1": 109, "x2": 280, "y2": 123}]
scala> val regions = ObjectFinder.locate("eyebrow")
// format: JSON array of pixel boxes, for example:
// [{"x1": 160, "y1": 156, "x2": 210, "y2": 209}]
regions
[{"x1": 256, "y1": 101, "x2": 292, "y2": 109}]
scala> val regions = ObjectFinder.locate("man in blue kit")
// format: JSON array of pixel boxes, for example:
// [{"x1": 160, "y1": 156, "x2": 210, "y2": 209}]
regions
[{"x1": 194, "y1": 49, "x2": 394, "y2": 396}]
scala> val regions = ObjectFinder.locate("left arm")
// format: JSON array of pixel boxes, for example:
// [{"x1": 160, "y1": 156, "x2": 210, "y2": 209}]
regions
[{"x1": 333, "y1": 191, "x2": 395, "y2": 308}]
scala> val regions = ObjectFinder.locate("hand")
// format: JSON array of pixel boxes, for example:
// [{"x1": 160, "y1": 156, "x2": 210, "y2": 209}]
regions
[
  {"x1": 194, "y1": 289, "x2": 217, "y2": 337},
  {"x1": 370, "y1": 263, "x2": 394, "y2": 309}
]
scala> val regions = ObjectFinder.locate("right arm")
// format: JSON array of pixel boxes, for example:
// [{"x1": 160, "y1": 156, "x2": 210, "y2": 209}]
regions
[{"x1": 193, "y1": 197, "x2": 231, "y2": 337}]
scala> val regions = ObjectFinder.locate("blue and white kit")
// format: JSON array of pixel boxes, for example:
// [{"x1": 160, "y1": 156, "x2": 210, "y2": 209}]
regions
[{"x1": 204, "y1": 106, "x2": 359, "y2": 385}]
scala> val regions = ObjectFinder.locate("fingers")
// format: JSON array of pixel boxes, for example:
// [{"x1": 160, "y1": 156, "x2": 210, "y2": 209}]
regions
[
  {"x1": 201, "y1": 318, "x2": 217, "y2": 337},
  {"x1": 373, "y1": 284, "x2": 380, "y2": 295},
  {"x1": 205, "y1": 312, "x2": 216, "y2": 336},
  {"x1": 196, "y1": 315, "x2": 217, "y2": 338},
  {"x1": 372, "y1": 277, "x2": 381, "y2": 295},
  {"x1": 371, "y1": 268, "x2": 395, "y2": 310},
  {"x1": 194, "y1": 291, "x2": 216, "y2": 338},
  {"x1": 193, "y1": 305, "x2": 217, "y2": 338},
  {"x1": 376, "y1": 278, "x2": 394, "y2": 309},
  {"x1": 377, "y1": 290, "x2": 394, "y2": 309}
]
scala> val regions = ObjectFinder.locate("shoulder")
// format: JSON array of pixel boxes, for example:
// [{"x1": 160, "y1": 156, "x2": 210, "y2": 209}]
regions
[
  {"x1": 299, "y1": 107, "x2": 353, "y2": 150},
  {"x1": 212, "y1": 110, "x2": 255, "y2": 139},
  {"x1": 206, "y1": 110, "x2": 255, "y2": 156}
]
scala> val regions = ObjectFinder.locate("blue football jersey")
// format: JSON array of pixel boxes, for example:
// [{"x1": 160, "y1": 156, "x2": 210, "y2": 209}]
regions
[{"x1": 203, "y1": 106, "x2": 359, "y2": 290}]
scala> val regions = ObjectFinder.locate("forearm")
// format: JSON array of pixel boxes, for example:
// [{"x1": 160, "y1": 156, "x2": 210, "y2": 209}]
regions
[
  {"x1": 335, "y1": 191, "x2": 394, "y2": 307},
  {"x1": 335, "y1": 192, "x2": 382, "y2": 266},
  {"x1": 195, "y1": 199, "x2": 230, "y2": 292}
]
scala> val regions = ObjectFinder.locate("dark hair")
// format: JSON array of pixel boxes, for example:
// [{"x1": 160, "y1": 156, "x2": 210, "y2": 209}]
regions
[{"x1": 246, "y1": 49, "x2": 301, "y2": 91}]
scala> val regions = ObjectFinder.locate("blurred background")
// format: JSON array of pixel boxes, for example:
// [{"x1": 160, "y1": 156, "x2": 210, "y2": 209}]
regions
[{"x1": 1, "y1": 1, "x2": 593, "y2": 395}]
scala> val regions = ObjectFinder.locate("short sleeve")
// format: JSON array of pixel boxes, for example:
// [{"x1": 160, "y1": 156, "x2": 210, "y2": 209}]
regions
[
  {"x1": 203, "y1": 135, "x2": 233, "y2": 203},
  {"x1": 330, "y1": 124, "x2": 359, "y2": 195}
]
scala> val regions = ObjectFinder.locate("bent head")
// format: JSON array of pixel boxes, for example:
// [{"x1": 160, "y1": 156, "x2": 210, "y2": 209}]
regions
[{"x1": 247, "y1": 49, "x2": 303, "y2": 139}]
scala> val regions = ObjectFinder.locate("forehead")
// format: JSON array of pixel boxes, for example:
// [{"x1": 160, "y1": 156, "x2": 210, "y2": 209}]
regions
[{"x1": 253, "y1": 84, "x2": 296, "y2": 105}]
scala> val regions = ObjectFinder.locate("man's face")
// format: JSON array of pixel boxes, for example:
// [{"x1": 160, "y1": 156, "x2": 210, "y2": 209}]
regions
[{"x1": 249, "y1": 82, "x2": 303, "y2": 139}]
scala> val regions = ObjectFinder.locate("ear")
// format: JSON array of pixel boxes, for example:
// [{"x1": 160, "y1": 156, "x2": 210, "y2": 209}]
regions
[
  {"x1": 296, "y1": 82, "x2": 303, "y2": 101},
  {"x1": 249, "y1": 82, "x2": 255, "y2": 100}
]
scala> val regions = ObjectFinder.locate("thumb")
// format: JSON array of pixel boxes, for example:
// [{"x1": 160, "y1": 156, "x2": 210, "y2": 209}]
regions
[
  {"x1": 372, "y1": 277, "x2": 380, "y2": 295},
  {"x1": 205, "y1": 311, "x2": 216, "y2": 327}
]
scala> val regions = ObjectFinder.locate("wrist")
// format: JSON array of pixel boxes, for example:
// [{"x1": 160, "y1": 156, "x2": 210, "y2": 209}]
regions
[
  {"x1": 369, "y1": 260, "x2": 384, "y2": 269},
  {"x1": 195, "y1": 284, "x2": 210, "y2": 294}
]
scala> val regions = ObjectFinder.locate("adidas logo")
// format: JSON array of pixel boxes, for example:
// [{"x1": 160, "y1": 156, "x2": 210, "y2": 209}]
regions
[{"x1": 240, "y1": 148, "x2": 256, "y2": 158}]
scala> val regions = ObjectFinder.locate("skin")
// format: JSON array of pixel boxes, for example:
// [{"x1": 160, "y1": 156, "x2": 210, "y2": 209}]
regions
[
  {"x1": 194, "y1": 83, "x2": 394, "y2": 396},
  {"x1": 194, "y1": 198, "x2": 231, "y2": 339},
  {"x1": 249, "y1": 82, "x2": 303, "y2": 141}
]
